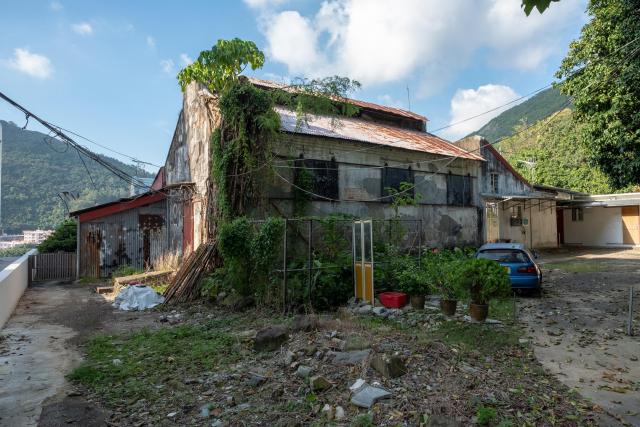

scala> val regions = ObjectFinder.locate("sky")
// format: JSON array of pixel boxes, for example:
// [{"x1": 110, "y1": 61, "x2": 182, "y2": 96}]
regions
[{"x1": 0, "y1": 0, "x2": 588, "y2": 172}]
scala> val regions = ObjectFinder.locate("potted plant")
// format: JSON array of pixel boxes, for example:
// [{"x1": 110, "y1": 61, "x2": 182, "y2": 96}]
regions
[
  {"x1": 460, "y1": 258, "x2": 511, "y2": 322},
  {"x1": 396, "y1": 265, "x2": 428, "y2": 309},
  {"x1": 423, "y1": 250, "x2": 464, "y2": 316}
]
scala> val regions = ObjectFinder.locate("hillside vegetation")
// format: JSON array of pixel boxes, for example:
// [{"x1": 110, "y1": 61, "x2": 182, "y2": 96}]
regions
[
  {"x1": 497, "y1": 109, "x2": 612, "y2": 194},
  {"x1": 475, "y1": 87, "x2": 570, "y2": 143},
  {"x1": 1, "y1": 120, "x2": 153, "y2": 232}
]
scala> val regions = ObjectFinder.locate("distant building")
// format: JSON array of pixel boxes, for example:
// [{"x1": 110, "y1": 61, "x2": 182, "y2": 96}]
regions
[{"x1": 23, "y1": 229, "x2": 53, "y2": 245}]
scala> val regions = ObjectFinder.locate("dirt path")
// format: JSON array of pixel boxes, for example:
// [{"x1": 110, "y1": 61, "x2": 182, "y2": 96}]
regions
[
  {"x1": 519, "y1": 249, "x2": 640, "y2": 427},
  {"x1": 0, "y1": 282, "x2": 160, "y2": 427}
]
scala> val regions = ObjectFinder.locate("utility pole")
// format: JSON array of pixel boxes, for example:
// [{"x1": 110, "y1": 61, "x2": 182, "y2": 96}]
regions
[{"x1": 0, "y1": 122, "x2": 3, "y2": 235}]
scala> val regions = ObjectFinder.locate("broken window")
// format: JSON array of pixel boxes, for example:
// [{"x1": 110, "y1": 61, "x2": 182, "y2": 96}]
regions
[
  {"x1": 295, "y1": 158, "x2": 339, "y2": 200},
  {"x1": 446, "y1": 173, "x2": 472, "y2": 206},
  {"x1": 571, "y1": 208, "x2": 584, "y2": 222},
  {"x1": 382, "y1": 166, "x2": 413, "y2": 202},
  {"x1": 510, "y1": 205, "x2": 523, "y2": 226},
  {"x1": 490, "y1": 172, "x2": 499, "y2": 194}
]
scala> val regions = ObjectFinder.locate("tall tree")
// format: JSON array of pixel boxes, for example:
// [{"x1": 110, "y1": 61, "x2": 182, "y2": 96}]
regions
[{"x1": 556, "y1": 0, "x2": 640, "y2": 189}]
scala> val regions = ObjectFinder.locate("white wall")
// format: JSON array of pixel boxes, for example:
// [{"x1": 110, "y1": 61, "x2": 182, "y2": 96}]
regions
[
  {"x1": 563, "y1": 206, "x2": 623, "y2": 246},
  {"x1": 0, "y1": 249, "x2": 36, "y2": 330}
]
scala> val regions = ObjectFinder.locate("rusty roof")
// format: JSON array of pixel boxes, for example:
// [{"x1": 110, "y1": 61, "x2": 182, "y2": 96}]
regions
[
  {"x1": 248, "y1": 77, "x2": 427, "y2": 123},
  {"x1": 276, "y1": 107, "x2": 483, "y2": 161}
]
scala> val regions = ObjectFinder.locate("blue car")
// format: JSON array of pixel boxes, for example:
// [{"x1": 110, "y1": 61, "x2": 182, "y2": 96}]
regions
[{"x1": 475, "y1": 243, "x2": 542, "y2": 292}]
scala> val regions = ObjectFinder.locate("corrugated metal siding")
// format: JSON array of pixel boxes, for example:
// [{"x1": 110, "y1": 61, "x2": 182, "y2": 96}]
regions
[{"x1": 79, "y1": 199, "x2": 168, "y2": 278}]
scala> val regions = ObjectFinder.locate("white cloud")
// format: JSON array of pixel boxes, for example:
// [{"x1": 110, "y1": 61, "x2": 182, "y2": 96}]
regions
[
  {"x1": 253, "y1": 0, "x2": 584, "y2": 92},
  {"x1": 160, "y1": 59, "x2": 175, "y2": 75},
  {"x1": 4, "y1": 48, "x2": 53, "y2": 79},
  {"x1": 264, "y1": 11, "x2": 323, "y2": 75},
  {"x1": 146, "y1": 36, "x2": 156, "y2": 49},
  {"x1": 71, "y1": 22, "x2": 93, "y2": 36},
  {"x1": 179, "y1": 53, "x2": 193, "y2": 67},
  {"x1": 50, "y1": 1, "x2": 63, "y2": 11},
  {"x1": 442, "y1": 84, "x2": 520, "y2": 140}
]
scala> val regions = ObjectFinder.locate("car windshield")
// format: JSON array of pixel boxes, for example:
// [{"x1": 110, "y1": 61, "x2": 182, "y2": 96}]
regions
[{"x1": 478, "y1": 249, "x2": 530, "y2": 263}]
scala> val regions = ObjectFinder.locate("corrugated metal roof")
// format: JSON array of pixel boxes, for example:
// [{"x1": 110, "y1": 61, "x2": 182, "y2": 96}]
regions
[
  {"x1": 248, "y1": 77, "x2": 427, "y2": 123},
  {"x1": 276, "y1": 107, "x2": 483, "y2": 161}
]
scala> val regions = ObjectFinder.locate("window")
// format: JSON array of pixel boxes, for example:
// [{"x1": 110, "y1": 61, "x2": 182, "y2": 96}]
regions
[
  {"x1": 294, "y1": 158, "x2": 339, "y2": 200},
  {"x1": 510, "y1": 205, "x2": 523, "y2": 226},
  {"x1": 447, "y1": 173, "x2": 473, "y2": 206},
  {"x1": 477, "y1": 249, "x2": 531, "y2": 263},
  {"x1": 571, "y1": 208, "x2": 584, "y2": 222},
  {"x1": 490, "y1": 172, "x2": 499, "y2": 194},
  {"x1": 382, "y1": 167, "x2": 413, "y2": 202}
]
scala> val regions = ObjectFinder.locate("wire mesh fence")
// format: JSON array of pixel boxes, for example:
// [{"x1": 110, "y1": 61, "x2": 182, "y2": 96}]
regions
[{"x1": 253, "y1": 217, "x2": 425, "y2": 312}]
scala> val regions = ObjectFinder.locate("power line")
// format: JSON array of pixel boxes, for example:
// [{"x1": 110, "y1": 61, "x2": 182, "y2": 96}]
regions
[{"x1": 0, "y1": 90, "x2": 150, "y2": 191}]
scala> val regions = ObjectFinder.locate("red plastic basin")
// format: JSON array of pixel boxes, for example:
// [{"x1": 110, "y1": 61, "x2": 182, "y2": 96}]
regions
[{"x1": 378, "y1": 291, "x2": 408, "y2": 309}]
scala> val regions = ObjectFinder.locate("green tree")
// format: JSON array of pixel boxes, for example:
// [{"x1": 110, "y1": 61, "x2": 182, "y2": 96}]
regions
[
  {"x1": 38, "y1": 219, "x2": 77, "y2": 253},
  {"x1": 499, "y1": 109, "x2": 613, "y2": 194},
  {"x1": 521, "y1": 0, "x2": 560, "y2": 15},
  {"x1": 556, "y1": 0, "x2": 640, "y2": 189}
]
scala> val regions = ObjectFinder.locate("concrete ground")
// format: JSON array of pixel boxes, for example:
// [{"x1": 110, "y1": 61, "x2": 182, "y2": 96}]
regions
[
  {"x1": 519, "y1": 248, "x2": 640, "y2": 427},
  {"x1": 0, "y1": 281, "x2": 161, "y2": 427}
]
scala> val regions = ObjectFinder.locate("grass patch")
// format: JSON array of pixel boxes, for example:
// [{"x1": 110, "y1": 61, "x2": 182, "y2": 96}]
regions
[
  {"x1": 429, "y1": 321, "x2": 520, "y2": 355},
  {"x1": 544, "y1": 261, "x2": 603, "y2": 273},
  {"x1": 149, "y1": 282, "x2": 169, "y2": 295},
  {"x1": 69, "y1": 322, "x2": 242, "y2": 406},
  {"x1": 489, "y1": 298, "x2": 517, "y2": 323}
]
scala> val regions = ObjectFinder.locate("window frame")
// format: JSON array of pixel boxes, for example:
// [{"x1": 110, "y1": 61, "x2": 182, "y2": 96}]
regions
[
  {"x1": 490, "y1": 172, "x2": 499, "y2": 194},
  {"x1": 294, "y1": 157, "x2": 339, "y2": 201},
  {"x1": 571, "y1": 207, "x2": 584, "y2": 222},
  {"x1": 446, "y1": 172, "x2": 473, "y2": 207},
  {"x1": 381, "y1": 166, "x2": 414, "y2": 203}
]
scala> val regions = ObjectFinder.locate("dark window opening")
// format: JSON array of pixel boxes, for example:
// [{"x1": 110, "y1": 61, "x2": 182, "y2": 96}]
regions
[
  {"x1": 490, "y1": 172, "x2": 499, "y2": 194},
  {"x1": 571, "y1": 208, "x2": 584, "y2": 222},
  {"x1": 447, "y1": 173, "x2": 472, "y2": 206},
  {"x1": 510, "y1": 205, "x2": 523, "y2": 226},
  {"x1": 295, "y1": 158, "x2": 339, "y2": 200},
  {"x1": 382, "y1": 167, "x2": 413, "y2": 202}
]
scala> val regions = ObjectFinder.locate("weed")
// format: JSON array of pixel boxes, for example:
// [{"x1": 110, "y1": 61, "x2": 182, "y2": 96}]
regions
[
  {"x1": 69, "y1": 324, "x2": 241, "y2": 406},
  {"x1": 111, "y1": 265, "x2": 143, "y2": 279},
  {"x1": 351, "y1": 413, "x2": 374, "y2": 427},
  {"x1": 476, "y1": 405, "x2": 497, "y2": 426},
  {"x1": 429, "y1": 321, "x2": 520, "y2": 355}
]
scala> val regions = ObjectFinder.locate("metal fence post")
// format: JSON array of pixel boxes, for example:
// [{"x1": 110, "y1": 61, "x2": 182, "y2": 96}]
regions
[
  {"x1": 418, "y1": 219, "x2": 423, "y2": 263},
  {"x1": 308, "y1": 219, "x2": 313, "y2": 308},
  {"x1": 282, "y1": 218, "x2": 288, "y2": 314},
  {"x1": 628, "y1": 285, "x2": 635, "y2": 336}
]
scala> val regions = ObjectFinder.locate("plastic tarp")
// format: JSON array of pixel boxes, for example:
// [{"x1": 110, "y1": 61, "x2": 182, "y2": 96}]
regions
[{"x1": 113, "y1": 284, "x2": 164, "y2": 311}]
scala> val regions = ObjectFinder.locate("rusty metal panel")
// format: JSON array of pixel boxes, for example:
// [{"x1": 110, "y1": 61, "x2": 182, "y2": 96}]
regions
[{"x1": 79, "y1": 199, "x2": 168, "y2": 278}]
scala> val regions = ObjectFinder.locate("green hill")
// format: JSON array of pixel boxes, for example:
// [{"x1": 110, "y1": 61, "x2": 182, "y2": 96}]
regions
[
  {"x1": 0, "y1": 120, "x2": 154, "y2": 233},
  {"x1": 475, "y1": 87, "x2": 571, "y2": 142},
  {"x1": 497, "y1": 109, "x2": 612, "y2": 194}
]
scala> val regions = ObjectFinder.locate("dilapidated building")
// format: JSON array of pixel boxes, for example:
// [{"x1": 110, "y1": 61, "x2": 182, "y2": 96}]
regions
[
  {"x1": 71, "y1": 191, "x2": 168, "y2": 278},
  {"x1": 162, "y1": 79, "x2": 486, "y2": 257},
  {"x1": 456, "y1": 135, "x2": 560, "y2": 248}
]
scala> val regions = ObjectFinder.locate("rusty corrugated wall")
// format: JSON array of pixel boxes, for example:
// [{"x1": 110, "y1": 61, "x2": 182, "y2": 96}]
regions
[{"x1": 79, "y1": 199, "x2": 168, "y2": 278}]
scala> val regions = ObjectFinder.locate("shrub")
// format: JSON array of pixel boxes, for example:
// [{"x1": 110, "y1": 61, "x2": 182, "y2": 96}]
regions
[
  {"x1": 309, "y1": 259, "x2": 352, "y2": 311},
  {"x1": 396, "y1": 265, "x2": 428, "y2": 296},
  {"x1": 38, "y1": 219, "x2": 76, "y2": 253},
  {"x1": 422, "y1": 249, "x2": 466, "y2": 300},
  {"x1": 460, "y1": 258, "x2": 511, "y2": 305}
]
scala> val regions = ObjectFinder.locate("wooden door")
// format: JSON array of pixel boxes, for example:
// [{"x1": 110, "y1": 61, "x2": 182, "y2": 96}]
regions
[{"x1": 621, "y1": 206, "x2": 640, "y2": 245}]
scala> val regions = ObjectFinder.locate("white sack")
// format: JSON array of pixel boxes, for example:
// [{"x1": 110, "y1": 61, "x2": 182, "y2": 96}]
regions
[{"x1": 113, "y1": 284, "x2": 164, "y2": 311}]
